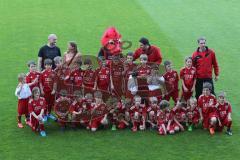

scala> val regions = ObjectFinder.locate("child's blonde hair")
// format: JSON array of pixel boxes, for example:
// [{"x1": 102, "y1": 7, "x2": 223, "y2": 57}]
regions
[{"x1": 17, "y1": 73, "x2": 26, "y2": 82}]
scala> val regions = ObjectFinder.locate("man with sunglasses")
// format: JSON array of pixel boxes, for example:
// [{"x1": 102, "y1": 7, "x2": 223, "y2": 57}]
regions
[
  {"x1": 192, "y1": 37, "x2": 219, "y2": 99},
  {"x1": 133, "y1": 37, "x2": 162, "y2": 65}
]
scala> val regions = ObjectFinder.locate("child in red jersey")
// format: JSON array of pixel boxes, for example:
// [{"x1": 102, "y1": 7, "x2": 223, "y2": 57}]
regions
[
  {"x1": 110, "y1": 55, "x2": 124, "y2": 98},
  {"x1": 171, "y1": 100, "x2": 186, "y2": 133},
  {"x1": 15, "y1": 73, "x2": 32, "y2": 128},
  {"x1": 157, "y1": 100, "x2": 176, "y2": 135},
  {"x1": 198, "y1": 82, "x2": 218, "y2": 135},
  {"x1": 69, "y1": 58, "x2": 84, "y2": 88},
  {"x1": 147, "y1": 97, "x2": 159, "y2": 129},
  {"x1": 94, "y1": 58, "x2": 111, "y2": 101},
  {"x1": 116, "y1": 98, "x2": 131, "y2": 129},
  {"x1": 26, "y1": 60, "x2": 41, "y2": 91},
  {"x1": 186, "y1": 97, "x2": 200, "y2": 131},
  {"x1": 90, "y1": 91, "x2": 108, "y2": 132},
  {"x1": 53, "y1": 56, "x2": 70, "y2": 97},
  {"x1": 180, "y1": 57, "x2": 196, "y2": 101},
  {"x1": 39, "y1": 59, "x2": 57, "y2": 121},
  {"x1": 83, "y1": 58, "x2": 96, "y2": 94},
  {"x1": 136, "y1": 54, "x2": 151, "y2": 100},
  {"x1": 216, "y1": 91, "x2": 233, "y2": 136},
  {"x1": 163, "y1": 60, "x2": 179, "y2": 104},
  {"x1": 130, "y1": 95, "x2": 147, "y2": 132},
  {"x1": 28, "y1": 87, "x2": 47, "y2": 137},
  {"x1": 123, "y1": 52, "x2": 137, "y2": 99}
]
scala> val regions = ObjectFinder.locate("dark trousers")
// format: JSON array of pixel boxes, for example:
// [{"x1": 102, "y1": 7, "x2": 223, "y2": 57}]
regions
[{"x1": 195, "y1": 78, "x2": 215, "y2": 99}]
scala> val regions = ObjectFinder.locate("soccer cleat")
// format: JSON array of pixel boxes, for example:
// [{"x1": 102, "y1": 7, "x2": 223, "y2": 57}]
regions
[
  {"x1": 111, "y1": 125, "x2": 117, "y2": 131},
  {"x1": 209, "y1": 127, "x2": 215, "y2": 135},
  {"x1": 17, "y1": 123, "x2": 24, "y2": 128},
  {"x1": 188, "y1": 125, "x2": 193, "y2": 132},
  {"x1": 226, "y1": 129, "x2": 233, "y2": 136},
  {"x1": 48, "y1": 114, "x2": 57, "y2": 121},
  {"x1": 43, "y1": 116, "x2": 48, "y2": 122},
  {"x1": 40, "y1": 131, "x2": 46, "y2": 137}
]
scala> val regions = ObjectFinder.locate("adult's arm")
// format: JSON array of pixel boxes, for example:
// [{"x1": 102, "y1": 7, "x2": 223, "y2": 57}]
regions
[
  {"x1": 211, "y1": 51, "x2": 219, "y2": 77},
  {"x1": 38, "y1": 57, "x2": 43, "y2": 71},
  {"x1": 133, "y1": 48, "x2": 141, "y2": 61},
  {"x1": 154, "y1": 47, "x2": 162, "y2": 64},
  {"x1": 38, "y1": 47, "x2": 44, "y2": 71}
]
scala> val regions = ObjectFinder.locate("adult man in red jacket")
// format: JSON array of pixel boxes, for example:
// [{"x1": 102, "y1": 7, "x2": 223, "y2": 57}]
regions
[
  {"x1": 192, "y1": 37, "x2": 219, "y2": 99},
  {"x1": 133, "y1": 37, "x2": 162, "y2": 65}
]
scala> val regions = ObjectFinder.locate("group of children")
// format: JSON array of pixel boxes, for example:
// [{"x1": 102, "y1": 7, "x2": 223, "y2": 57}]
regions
[{"x1": 15, "y1": 52, "x2": 233, "y2": 137}]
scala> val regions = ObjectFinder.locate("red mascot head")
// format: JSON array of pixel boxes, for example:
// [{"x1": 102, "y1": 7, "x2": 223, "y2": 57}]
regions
[{"x1": 101, "y1": 27, "x2": 122, "y2": 55}]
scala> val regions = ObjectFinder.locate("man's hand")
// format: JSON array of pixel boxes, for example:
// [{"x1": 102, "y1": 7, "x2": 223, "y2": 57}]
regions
[{"x1": 215, "y1": 76, "x2": 219, "y2": 81}]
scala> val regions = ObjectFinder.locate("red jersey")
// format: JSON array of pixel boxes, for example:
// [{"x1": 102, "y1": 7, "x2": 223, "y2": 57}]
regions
[
  {"x1": 124, "y1": 63, "x2": 137, "y2": 80},
  {"x1": 180, "y1": 66, "x2": 196, "y2": 89},
  {"x1": 133, "y1": 45, "x2": 162, "y2": 65},
  {"x1": 54, "y1": 66, "x2": 70, "y2": 83},
  {"x1": 110, "y1": 62, "x2": 124, "y2": 84},
  {"x1": 69, "y1": 100, "x2": 83, "y2": 113},
  {"x1": 92, "y1": 103, "x2": 108, "y2": 117},
  {"x1": 95, "y1": 67, "x2": 110, "y2": 87},
  {"x1": 28, "y1": 97, "x2": 46, "y2": 115},
  {"x1": 192, "y1": 47, "x2": 219, "y2": 79},
  {"x1": 130, "y1": 105, "x2": 147, "y2": 116},
  {"x1": 163, "y1": 70, "x2": 179, "y2": 91},
  {"x1": 186, "y1": 107, "x2": 200, "y2": 120},
  {"x1": 83, "y1": 69, "x2": 96, "y2": 88},
  {"x1": 172, "y1": 107, "x2": 186, "y2": 122},
  {"x1": 157, "y1": 109, "x2": 173, "y2": 125},
  {"x1": 137, "y1": 65, "x2": 151, "y2": 77},
  {"x1": 198, "y1": 94, "x2": 217, "y2": 116},
  {"x1": 147, "y1": 105, "x2": 159, "y2": 113},
  {"x1": 40, "y1": 69, "x2": 55, "y2": 92},
  {"x1": 217, "y1": 102, "x2": 232, "y2": 120},
  {"x1": 70, "y1": 69, "x2": 84, "y2": 87},
  {"x1": 26, "y1": 71, "x2": 41, "y2": 90}
]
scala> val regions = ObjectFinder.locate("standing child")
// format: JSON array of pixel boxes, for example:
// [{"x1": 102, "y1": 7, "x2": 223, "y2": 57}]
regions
[
  {"x1": 53, "y1": 56, "x2": 70, "y2": 97},
  {"x1": 83, "y1": 58, "x2": 96, "y2": 94},
  {"x1": 198, "y1": 82, "x2": 218, "y2": 135},
  {"x1": 28, "y1": 87, "x2": 47, "y2": 137},
  {"x1": 123, "y1": 52, "x2": 137, "y2": 99},
  {"x1": 26, "y1": 60, "x2": 41, "y2": 91},
  {"x1": 216, "y1": 91, "x2": 233, "y2": 136},
  {"x1": 15, "y1": 73, "x2": 32, "y2": 128},
  {"x1": 40, "y1": 59, "x2": 57, "y2": 121},
  {"x1": 180, "y1": 57, "x2": 196, "y2": 101},
  {"x1": 163, "y1": 60, "x2": 179, "y2": 104},
  {"x1": 94, "y1": 58, "x2": 111, "y2": 101},
  {"x1": 186, "y1": 97, "x2": 200, "y2": 131},
  {"x1": 110, "y1": 55, "x2": 124, "y2": 98}
]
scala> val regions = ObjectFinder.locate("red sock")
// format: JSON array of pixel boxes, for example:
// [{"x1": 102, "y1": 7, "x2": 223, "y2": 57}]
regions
[
  {"x1": 39, "y1": 124, "x2": 45, "y2": 131},
  {"x1": 17, "y1": 116, "x2": 21, "y2": 123}
]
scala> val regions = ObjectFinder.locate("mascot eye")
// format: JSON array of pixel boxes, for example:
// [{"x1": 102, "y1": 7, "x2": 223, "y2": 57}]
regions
[{"x1": 108, "y1": 40, "x2": 114, "y2": 44}]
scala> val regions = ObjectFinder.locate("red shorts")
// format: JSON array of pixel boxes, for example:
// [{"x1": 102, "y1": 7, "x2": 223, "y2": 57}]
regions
[
  {"x1": 164, "y1": 90, "x2": 178, "y2": 104},
  {"x1": 181, "y1": 90, "x2": 193, "y2": 101},
  {"x1": 44, "y1": 91, "x2": 55, "y2": 113},
  {"x1": 90, "y1": 116, "x2": 104, "y2": 129},
  {"x1": 17, "y1": 98, "x2": 29, "y2": 116}
]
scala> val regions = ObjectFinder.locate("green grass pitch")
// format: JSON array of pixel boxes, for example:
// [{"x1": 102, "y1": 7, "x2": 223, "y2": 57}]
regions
[{"x1": 0, "y1": 0, "x2": 240, "y2": 159}]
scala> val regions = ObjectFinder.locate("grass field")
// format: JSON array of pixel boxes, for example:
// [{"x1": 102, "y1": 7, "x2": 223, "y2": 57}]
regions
[{"x1": 1, "y1": 0, "x2": 240, "y2": 159}]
